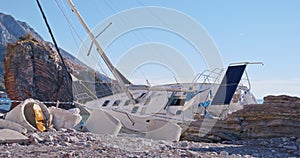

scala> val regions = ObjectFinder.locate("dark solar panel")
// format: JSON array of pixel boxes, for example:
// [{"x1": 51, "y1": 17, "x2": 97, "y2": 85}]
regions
[{"x1": 211, "y1": 65, "x2": 246, "y2": 105}]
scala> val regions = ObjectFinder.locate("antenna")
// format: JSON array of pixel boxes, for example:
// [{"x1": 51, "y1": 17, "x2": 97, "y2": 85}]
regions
[
  {"x1": 173, "y1": 76, "x2": 179, "y2": 84},
  {"x1": 66, "y1": 0, "x2": 136, "y2": 103},
  {"x1": 146, "y1": 79, "x2": 151, "y2": 86}
]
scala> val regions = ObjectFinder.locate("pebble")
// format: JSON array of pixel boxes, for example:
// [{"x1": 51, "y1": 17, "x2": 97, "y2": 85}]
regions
[
  {"x1": 64, "y1": 136, "x2": 70, "y2": 142},
  {"x1": 186, "y1": 150, "x2": 199, "y2": 157},
  {"x1": 47, "y1": 135, "x2": 54, "y2": 142},
  {"x1": 112, "y1": 144, "x2": 119, "y2": 149},
  {"x1": 86, "y1": 136, "x2": 95, "y2": 141},
  {"x1": 252, "y1": 153, "x2": 261, "y2": 157},
  {"x1": 211, "y1": 151, "x2": 218, "y2": 155},
  {"x1": 278, "y1": 144, "x2": 284, "y2": 148},
  {"x1": 294, "y1": 151, "x2": 300, "y2": 156},
  {"x1": 66, "y1": 128, "x2": 76, "y2": 133},
  {"x1": 75, "y1": 141, "x2": 86, "y2": 146},
  {"x1": 159, "y1": 144, "x2": 166, "y2": 150},
  {"x1": 219, "y1": 151, "x2": 229, "y2": 158},
  {"x1": 158, "y1": 140, "x2": 168, "y2": 145},
  {"x1": 282, "y1": 137, "x2": 289, "y2": 142},
  {"x1": 283, "y1": 145, "x2": 298, "y2": 150},
  {"x1": 59, "y1": 128, "x2": 68, "y2": 132},
  {"x1": 180, "y1": 141, "x2": 189, "y2": 148},
  {"x1": 29, "y1": 133, "x2": 44, "y2": 142},
  {"x1": 69, "y1": 136, "x2": 79, "y2": 143},
  {"x1": 290, "y1": 137, "x2": 296, "y2": 140},
  {"x1": 60, "y1": 141, "x2": 70, "y2": 146}
]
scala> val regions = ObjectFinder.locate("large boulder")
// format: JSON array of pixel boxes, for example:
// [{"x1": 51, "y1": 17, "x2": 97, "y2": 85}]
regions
[{"x1": 4, "y1": 38, "x2": 74, "y2": 110}]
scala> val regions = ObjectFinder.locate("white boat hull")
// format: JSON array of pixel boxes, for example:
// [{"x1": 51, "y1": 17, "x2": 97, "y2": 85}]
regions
[{"x1": 84, "y1": 109, "x2": 122, "y2": 136}]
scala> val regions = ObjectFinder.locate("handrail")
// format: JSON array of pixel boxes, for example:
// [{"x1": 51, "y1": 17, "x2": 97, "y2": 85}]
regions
[
  {"x1": 229, "y1": 62, "x2": 264, "y2": 66},
  {"x1": 192, "y1": 68, "x2": 223, "y2": 83},
  {"x1": 191, "y1": 68, "x2": 223, "y2": 93}
]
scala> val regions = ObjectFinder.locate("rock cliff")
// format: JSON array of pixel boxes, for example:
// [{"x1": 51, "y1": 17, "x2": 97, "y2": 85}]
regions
[
  {"x1": 182, "y1": 95, "x2": 300, "y2": 142},
  {"x1": 0, "y1": 13, "x2": 42, "y2": 45},
  {"x1": 4, "y1": 37, "x2": 74, "y2": 110}
]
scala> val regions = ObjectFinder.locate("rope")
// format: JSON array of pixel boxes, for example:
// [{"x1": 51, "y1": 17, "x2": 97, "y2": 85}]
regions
[{"x1": 10, "y1": 100, "x2": 74, "y2": 105}]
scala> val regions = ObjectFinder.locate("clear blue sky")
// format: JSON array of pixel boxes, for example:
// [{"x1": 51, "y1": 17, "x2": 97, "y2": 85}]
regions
[{"x1": 1, "y1": 0, "x2": 300, "y2": 99}]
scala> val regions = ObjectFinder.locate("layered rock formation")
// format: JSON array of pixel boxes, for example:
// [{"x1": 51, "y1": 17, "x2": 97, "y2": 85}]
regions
[
  {"x1": 182, "y1": 95, "x2": 300, "y2": 142},
  {"x1": 0, "y1": 12, "x2": 43, "y2": 90},
  {"x1": 4, "y1": 37, "x2": 74, "y2": 110}
]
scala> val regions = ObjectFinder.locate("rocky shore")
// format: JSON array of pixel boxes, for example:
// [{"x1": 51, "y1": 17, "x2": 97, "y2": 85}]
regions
[
  {"x1": 0, "y1": 128, "x2": 299, "y2": 158},
  {"x1": 182, "y1": 95, "x2": 300, "y2": 143}
]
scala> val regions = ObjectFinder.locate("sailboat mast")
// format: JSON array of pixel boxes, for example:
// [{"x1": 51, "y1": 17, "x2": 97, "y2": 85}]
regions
[{"x1": 66, "y1": 0, "x2": 135, "y2": 102}]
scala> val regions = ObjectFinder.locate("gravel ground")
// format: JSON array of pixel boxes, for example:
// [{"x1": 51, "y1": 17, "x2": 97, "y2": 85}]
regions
[{"x1": 0, "y1": 128, "x2": 299, "y2": 158}]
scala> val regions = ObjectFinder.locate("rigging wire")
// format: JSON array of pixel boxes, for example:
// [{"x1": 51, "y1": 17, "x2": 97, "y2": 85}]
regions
[
  {"x1": 83, "y1": 0, "x2": 136, "y2": 99},
  {"x1": 134, "y1": 1, "x2": 183, "y2": 85},
  {"x1": 54, "y1": 0, "x2": 111, "y2": 95},
  {"x1": 101, "y1": 0, "x2": 155, "y2": 85},
  {"x1": 54, "y1": 0, "x2": 116, "y2": 100},
  {"x1": 96, "y1": 60, "x2": 110, "y2": 80},
  {"x1": 53, "y1": 0, "x2": 88, "y2": 51},
  {"x1": 102, "y1": 0, "x2": 151, "y2": 46},
  {"x1": 134, "y1": 0, "x2": 174, "y2": 31}
]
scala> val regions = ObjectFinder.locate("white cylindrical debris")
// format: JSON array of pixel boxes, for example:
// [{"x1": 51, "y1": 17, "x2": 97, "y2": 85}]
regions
[{"x1": 5, "y1": 98, "x2": 51, "y2": 132}]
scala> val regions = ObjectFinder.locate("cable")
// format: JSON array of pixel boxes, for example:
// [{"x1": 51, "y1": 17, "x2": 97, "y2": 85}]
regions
[
  {"x1": 53, "y1": 0, "x2": 88, "y2": 51},
  {"x1": 35, "y1": 0, "x2": 72, "y2": 90}
]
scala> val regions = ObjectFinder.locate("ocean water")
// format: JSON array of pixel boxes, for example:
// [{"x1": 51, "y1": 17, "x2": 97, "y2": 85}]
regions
[
  {"x1": 0, "y1": 98, "x2": 11, "y2": 111},
  {"x1": 257, "y1": 99, "x2": 264, "y2": 104}
]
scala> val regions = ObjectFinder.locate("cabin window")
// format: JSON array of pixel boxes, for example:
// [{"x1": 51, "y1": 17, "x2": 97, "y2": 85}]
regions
[
  {"x1": 144, "y1": 97, "x2": 151, "y2": 105},
  {"x1": 131, "y1": 106, "x2": 139, "y2": 113},
  {"x1": 102, "y1": 100, "x2": 110, "y2": 107},
  {"x1": 141, "y1": 107, "x2": 147, "y2": 115},
  {"x1": 138, "y1": 93, "x2": 146, "y2": 99},
  {"x1": 170, "y1": 98, "x2": 185, "y2": 106},
  {"x1": 176, "y1": 110, "x2": 182, "y2": 115},
  {"x1": 112, "y1": 100, "x2": 121, "y2": 106},
  {"x1": 124, "y1": 100, "x2": 130, "y2": 106},
  {"x1": 186, "y1": 92, "x2": 196, "y2": 101}
]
